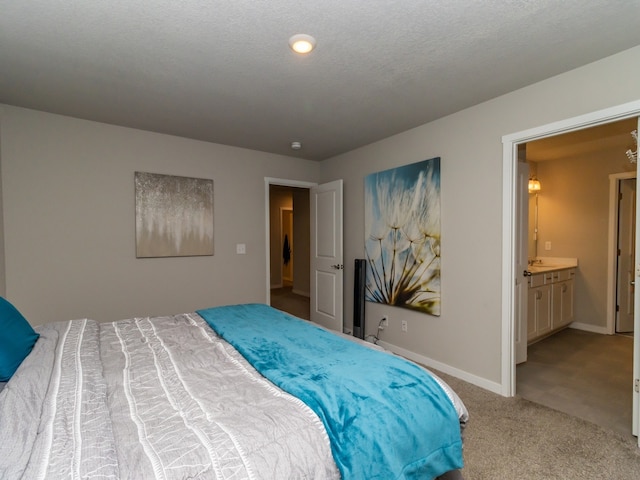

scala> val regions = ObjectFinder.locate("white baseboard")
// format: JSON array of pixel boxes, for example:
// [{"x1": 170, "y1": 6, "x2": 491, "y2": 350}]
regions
[
  {"x1": 569, "y1": 322, "x2": 609, "y2": 335},
  {"x1": 376, "y1": 340, "x2": 504, "y2": 396},
  {"x1": 292, "y1": 288, "x2": 310, "y2": 297}
]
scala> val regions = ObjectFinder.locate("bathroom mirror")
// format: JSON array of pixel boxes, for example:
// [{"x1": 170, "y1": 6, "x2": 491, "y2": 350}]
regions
[
  {"x1": 526, "y1": 156, "x2": 540, "y2": 261},
  {"x1": 528, "y1": 191, "x2": 538, "y2": 260}
]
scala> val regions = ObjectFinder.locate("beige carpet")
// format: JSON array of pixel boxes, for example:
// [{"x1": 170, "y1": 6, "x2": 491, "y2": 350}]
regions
[
  {"x1": 435, "y1": 370, "x2": 640, "y2": 480},
  {"x1": 268, "y1": 295, "x2": 640, "y2": 477}
]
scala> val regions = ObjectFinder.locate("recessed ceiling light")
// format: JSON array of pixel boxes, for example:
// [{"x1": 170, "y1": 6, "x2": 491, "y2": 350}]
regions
[
  {"x1": 289, "y1": 34, "x2": 316, "y2": 54},
  {"x1": 291, "y1": 141, "x2": 302, "y2": 150}
]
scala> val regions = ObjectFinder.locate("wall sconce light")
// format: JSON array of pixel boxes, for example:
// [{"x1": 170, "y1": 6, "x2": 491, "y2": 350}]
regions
[{"x1": 528, "y1": 177, "x2": 541, "y2": 193}]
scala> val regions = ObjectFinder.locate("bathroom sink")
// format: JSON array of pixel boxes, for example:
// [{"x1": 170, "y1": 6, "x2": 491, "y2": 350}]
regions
[
  {"x1": 528, "y1": 264, "x2": 568, "y2": 273},
  {"x1": 527, "y1": 257, "x2": 578, "y2": 274}
]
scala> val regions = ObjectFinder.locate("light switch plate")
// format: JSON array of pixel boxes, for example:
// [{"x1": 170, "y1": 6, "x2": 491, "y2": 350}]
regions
[{"x1": 236, "y1": 243, "x2": 246, "y2": 254}]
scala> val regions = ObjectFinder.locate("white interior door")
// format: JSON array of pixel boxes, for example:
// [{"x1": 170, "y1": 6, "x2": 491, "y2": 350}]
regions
[
  {"x1": 633, "y1": 118, "x2": 640, "y2": 442},
  {"x1": 310, "y1": 179, "x2": 343, "y2": 332},
  {"x1": 617, "y1": 178, "x2": 635, "y2": 333},
  {"x1": 515, "y1": 160, "x2": 529, "y2": 364}
]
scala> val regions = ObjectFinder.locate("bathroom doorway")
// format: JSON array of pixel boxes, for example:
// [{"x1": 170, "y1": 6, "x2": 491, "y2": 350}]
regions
[
  {"x1": 517, "y1": 119, "x2": 637, "y2": 434},
  {"x1": 503, "y1": 102, "x2": 640, "y2": 442}
]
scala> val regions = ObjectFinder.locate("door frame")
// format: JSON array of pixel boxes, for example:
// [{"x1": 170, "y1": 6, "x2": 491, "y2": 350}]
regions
[
  {"x1": 265, "y1": 178, "x2": 317, "y2": 305},
  {"x1": 501, "y1": 99, "x2": 640, "y2": 397},
  {"x1": 608, "y1": 172, "x2": 637, "y2": 334}
]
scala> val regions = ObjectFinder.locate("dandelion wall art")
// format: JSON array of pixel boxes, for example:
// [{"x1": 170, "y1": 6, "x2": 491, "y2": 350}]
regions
[
  {"x1": 364, "y1": 158, "x2": 441, "y2": 315},
  {"x1": 135, "y1": 172, "x2": 214, "y2": 258}
]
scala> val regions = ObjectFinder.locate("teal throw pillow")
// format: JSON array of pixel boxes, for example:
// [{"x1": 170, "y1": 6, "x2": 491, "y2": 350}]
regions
[{"x1": 0, "y1": 297, "x2": 40, "y2": 381}]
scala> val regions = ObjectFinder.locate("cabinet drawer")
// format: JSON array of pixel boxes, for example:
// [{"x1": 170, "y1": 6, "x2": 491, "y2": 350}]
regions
[
  {"x1": 529, "y1": 268, "x2": 575, "y2": 287},
  {"x1": 556, "y1": 269, "x2": 574, "y2": 281},
  {"x1": 529, "y1": 273, "x2": 545, "y2": 287}
]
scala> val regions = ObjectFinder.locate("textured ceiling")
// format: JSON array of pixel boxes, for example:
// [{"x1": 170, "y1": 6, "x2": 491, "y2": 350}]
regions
[{"x1": 1, "y1": 1, "x2": 640, "y2": 161}]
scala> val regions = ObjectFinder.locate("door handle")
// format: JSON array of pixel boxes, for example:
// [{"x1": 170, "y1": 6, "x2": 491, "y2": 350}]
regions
[{"x1": 331, "y1": 264, "x2": 344, "y2": 270}]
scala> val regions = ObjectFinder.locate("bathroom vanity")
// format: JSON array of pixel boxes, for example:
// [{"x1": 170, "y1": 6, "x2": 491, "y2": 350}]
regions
[{"x1": 527, "y1": 258, "x2": 577, "y2": 344}]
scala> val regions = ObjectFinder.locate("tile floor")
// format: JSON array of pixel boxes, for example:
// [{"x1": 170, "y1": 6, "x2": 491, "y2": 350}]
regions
[{"x1": 517, "y1": 327, "x2": 634, "y2": 438}]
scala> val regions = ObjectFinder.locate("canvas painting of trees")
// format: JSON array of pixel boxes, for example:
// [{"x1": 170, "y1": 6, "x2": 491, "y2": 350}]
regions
[{"x1": 135, "y1": 172, "x2": 214, "y2": 258}]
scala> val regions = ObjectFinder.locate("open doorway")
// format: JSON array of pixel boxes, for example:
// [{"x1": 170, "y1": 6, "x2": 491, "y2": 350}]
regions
[
  {"x1": 265, "y1": 177, "x2": 344, "y2": 330},
  {"x1": 504, "y1": 110, "x2": 640, "y2": 440},
  {"x1": 267, "y1": 183, "x2": 311, "y2": 320},
  {"x1": 516, "y1": 118, "x2": 637, "y2": 437}
]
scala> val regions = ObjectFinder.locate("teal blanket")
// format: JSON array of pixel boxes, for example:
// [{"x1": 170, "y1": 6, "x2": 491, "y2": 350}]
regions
[{"x1": 197, "y1": 304, "x2": 463, "y2": 480}]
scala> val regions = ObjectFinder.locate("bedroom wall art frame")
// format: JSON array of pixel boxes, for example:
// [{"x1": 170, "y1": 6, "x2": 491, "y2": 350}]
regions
[
  {"x1": 135, "y1": 172, "x2": 214, "y2": 258},
  {"x1": 364, "y1": 157, "x2": 441, "y2": 316}
]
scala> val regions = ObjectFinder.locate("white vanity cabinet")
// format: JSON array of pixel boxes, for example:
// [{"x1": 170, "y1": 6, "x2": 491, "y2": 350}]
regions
[
  {"x1": 527, "y1": 273, "x2": 552, "y2": 342},
  {"x1": 527, "y1": 267, "x2": 575, "y2": 343},
  {"x1": 551, "y1": 269, "x2": 575, "y2": 329}
]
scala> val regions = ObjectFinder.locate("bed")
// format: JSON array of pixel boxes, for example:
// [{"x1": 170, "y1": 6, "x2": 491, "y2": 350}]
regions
[{"x1": 0, "y1": 300, "x2": 467, "y2": 480}]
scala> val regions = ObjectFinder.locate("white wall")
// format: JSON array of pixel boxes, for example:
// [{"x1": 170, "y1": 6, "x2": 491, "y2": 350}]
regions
[
  {"x1": 0, "y1": 106, "x2": 321, "y2": 325},
  {"x1": 321, "y1": 45, "x2": 640, "y2": 387}
]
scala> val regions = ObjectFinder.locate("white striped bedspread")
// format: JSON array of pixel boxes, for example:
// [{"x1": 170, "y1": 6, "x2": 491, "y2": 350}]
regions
[
  {"x1": 0, "y1": 314, "x2": 340, "y2": 479},
  {"x1": 0, "y1": 313, "x2": 468, "y2": 480}
]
